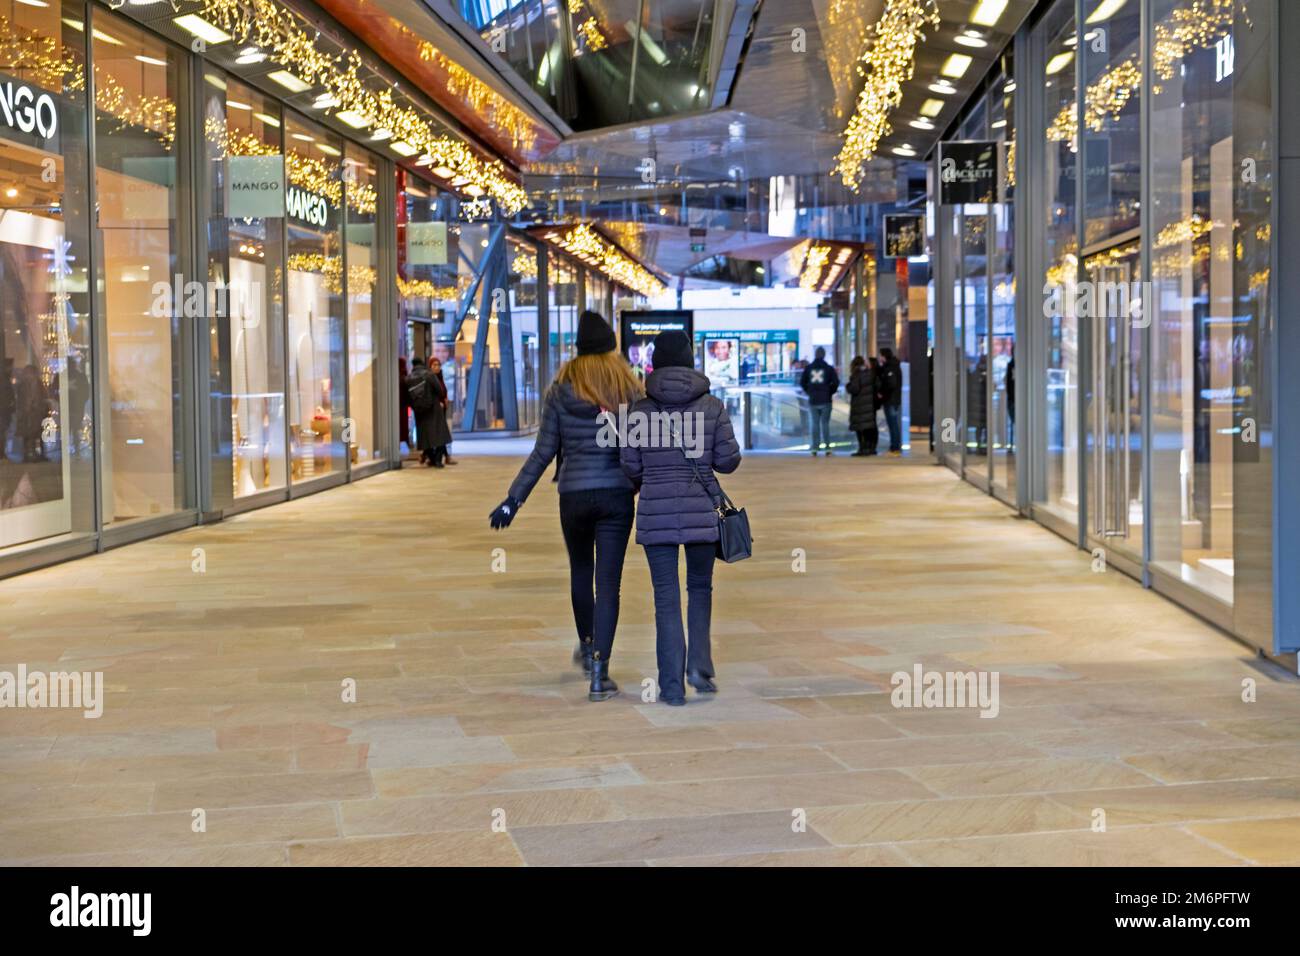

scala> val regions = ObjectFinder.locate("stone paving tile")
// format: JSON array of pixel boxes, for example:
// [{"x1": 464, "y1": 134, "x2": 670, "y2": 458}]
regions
[{"x1": 1, "y1": 454, "x2": 1296, "y2": 865}]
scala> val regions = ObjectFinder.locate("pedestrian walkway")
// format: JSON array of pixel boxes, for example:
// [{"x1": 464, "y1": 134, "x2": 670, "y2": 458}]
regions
[{"x1": 2, "y1": 452, "x2": 1298, "y2": 866}]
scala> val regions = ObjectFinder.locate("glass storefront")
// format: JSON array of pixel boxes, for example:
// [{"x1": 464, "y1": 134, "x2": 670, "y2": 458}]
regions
[
  {"x1": 931, "y1": 0, "x2": 1278, "y2": 653},
  {"x1": 0, "y1": 0, "x2": 571, "y2": 578},
  {"x1": 0, "y1": 0, "x2": 94, "y2": 553}
]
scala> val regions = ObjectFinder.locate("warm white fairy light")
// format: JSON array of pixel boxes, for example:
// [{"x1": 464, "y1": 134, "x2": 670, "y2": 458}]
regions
[{"x1": 834, "y1": 0, "x2": 940, "y2": 190}]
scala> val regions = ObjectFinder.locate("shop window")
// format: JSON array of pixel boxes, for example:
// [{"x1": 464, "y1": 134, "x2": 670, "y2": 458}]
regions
[
  {"x1": 344, "y1": 144, "x2": 381, "y2": 467},
  {"x1": 202, "y1": 75, "x2": 287, "y2": 503},
  {"x1": 284, "y1": 112, "x2": 345, "y2": 483},
  {"x1": 0, "y1": 1, "x2": 94, "y2": 550},
  {"x1": 92, "y1": 13, "x2": 192, "y2": 526}
]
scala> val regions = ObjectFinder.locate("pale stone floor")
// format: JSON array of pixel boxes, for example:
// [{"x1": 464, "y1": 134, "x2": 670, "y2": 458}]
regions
[{"x1": 2, "y1": 451, "x2": 1300, "y2": 867}]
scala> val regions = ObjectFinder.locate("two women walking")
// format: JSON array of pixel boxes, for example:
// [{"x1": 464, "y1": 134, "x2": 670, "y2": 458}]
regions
[{"x1": 490, "y1": 312, "x2": 742, "y2": 705}]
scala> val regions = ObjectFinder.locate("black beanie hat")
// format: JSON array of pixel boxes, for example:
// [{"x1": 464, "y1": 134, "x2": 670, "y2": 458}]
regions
[
  {"x1": 650, "y1": 330, "x2": 694, "y2": 369},
  {"x1": 576, "y1": 311, "x2": 617, "y2": 355}
]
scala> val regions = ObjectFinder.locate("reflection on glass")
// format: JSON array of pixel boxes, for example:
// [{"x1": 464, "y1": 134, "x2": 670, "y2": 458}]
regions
[
  {"x1": 508, "y1": 236, "x2": 540, "y2": 428},
  {"x1": 989, "y1": 72, "x2": 1016, "y2": 499},
  {"x1": 285, "y1": 113, "x2": 345, "y2": 482},
  {"x1": 1148, "y1": 0, "x2": 1272, "y2": 608},
  {"x1": 1, "y1": 0, "x2": 94, "y2": 550},
  {"x1": 345, "y1": 145, "x2": 381, "y2": 466},
  {"x1": 204, "y1": 76, "x2": 287, "y2": 502},
  {"x1": 93, "y1": 16, "x2": 189, "y2": 526},
  {"x1": 961, "y1": 209, "x2": 989, "y2": 479},
  {"x1": 1039, "y1": 3, "x2": 1079, "y2": 525},
  {"x1": 1080, "y1": 0, "x2": 1141, "y2": 247}
]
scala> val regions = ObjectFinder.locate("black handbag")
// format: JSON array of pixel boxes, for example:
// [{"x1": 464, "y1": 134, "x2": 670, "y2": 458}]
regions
[{"x1": 672, "y1": 422, "x2": 752, "y2": 563}]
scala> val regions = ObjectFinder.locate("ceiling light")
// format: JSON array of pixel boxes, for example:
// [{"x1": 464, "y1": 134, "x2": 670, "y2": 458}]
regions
[
  {"x1": 414, "y1": 154, "x2": 433, "y2": 166},
  {"x1": 315, "y1": 143, "x2": 341, "y2": 156},
  {"x1": 892, "y1": 145, "x2": 917, "y2": 157},
  {"x1": 334, "y1": 110, "x2": 371, "y2": 128},
  {"x1": 92, "y1": 29, "x2": 123, "y2": 45},
  {"x1": 235, "y1": 47, "x2": 267, "y2": 65},
  {"x1": 928, "y1": 81, "x2": 957, "y2": 95},
  {"x1": 450, "y1": 175, "x2": 470, "y2": 187},
  {"x1": 955, "y1": 31, "x2": 988, "y2": 49},
  {"x1": 61, "y1": 17, "x2": 84, "y2": 31},
  {"x1": 5, "y1": 187, "x2": 18, "y2": 198},
  {"x1": 173, "y1": 14, "x2": 231, "y2": 45},
  {"x1": 920, "y1": 98, "x2": 944, "y2": 117},
  {"x1": 204, "y1": 74, "x2": 227, "y2": 90},
  {"x1": 1004, "y1": 80, "x2": 1017, "y2": 93},
  {"x1": 1045, "y1": 51, "x2": 1074, "y2": 75},
  {"x1": 1086, "y1": 0, "x2": 1128, "y2": 24},
  {"x1": 225, "y1": 99, "x2": 252, "y2": 111},
  {"x1": 389, "y1": 140, "x2": 418, "y2": 156},
  {"x1": 909, "y1": 118, "x2": 935, "y2": 130},
  {"x1": 991, "y1": 118, "x2": 1007, "y2": 128},
  {"x1": 940, "y1": 54, "x2": 973, "y2": 79},
  {"x1": 267, "y1": 70, "x2": 311, "y2": 93},
  {"x1": 1064, "y1": 34, "x2": 1078, "y2": 47},
  {"x1": 370, "y1": 128, "x2": 393, "y2": 142},
  {"x1": 254, "y1": 112, "x2": 280, "y2": 127},
  {"x1": 969, "y1": 0, "x2": 1009, "y2": 27},
  {"x1": 17, "y1": 0, "x2": 50, "y2": 8},
  {"x1": 464, "y1": 184, "x2": 485, "y2": 197},
  {"x1": 431, "y1": 166, "x2": 455, "y2": 178},
  {"x1": 312, "y1": 93, "x2": 340, "y2": 109},
  {"x1": 134, "y1": 54, "x2": 167, "y2": 66},
  {"x1": 291, "y1": 132, "x2": 314, "y2": 142}
]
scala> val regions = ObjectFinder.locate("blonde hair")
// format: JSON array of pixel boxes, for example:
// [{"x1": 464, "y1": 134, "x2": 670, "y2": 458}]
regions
[{"x1": 554, "y1": 350, "x2": 643, "y2": 410}]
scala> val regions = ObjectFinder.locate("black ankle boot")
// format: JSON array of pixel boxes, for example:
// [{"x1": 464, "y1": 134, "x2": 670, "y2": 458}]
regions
[
  {"x1": 686, "y1": 670, "x2": 717, "y2": 694},
  {"x1": 588, "y1": 652, "x2": 618, "y2": 702},
  {"x1": 573, "y1": 638, "x2": 593, "y2": 675}
]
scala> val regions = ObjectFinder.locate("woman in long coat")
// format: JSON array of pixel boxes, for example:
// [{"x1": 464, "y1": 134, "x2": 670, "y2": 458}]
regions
[
  {"x1": 845, "y1": 355, "x2": 877, "y2": 456},
  {"x1": 407, "y1": 357, "x2": 452, "y2": 466}
]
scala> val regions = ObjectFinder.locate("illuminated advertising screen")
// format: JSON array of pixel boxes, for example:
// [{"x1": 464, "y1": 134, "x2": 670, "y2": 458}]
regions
[{"x1": 620, "y1": 310, "x2": 693, "y2": 381}]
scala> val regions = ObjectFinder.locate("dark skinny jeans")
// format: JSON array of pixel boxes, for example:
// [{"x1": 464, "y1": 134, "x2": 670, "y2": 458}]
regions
[
  {"x1": 643, "y1": 542, "x2": 717, "y2": 701},
  {"x1": 559, "y1": 488, "x2": 635, "y2": 660}
]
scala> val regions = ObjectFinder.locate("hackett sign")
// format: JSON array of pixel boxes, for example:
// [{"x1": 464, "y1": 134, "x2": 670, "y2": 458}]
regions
[
  {"x1": 0, "y1": 81, "x2": 57, "y2": 139},
  {"x1": 937, "y1": 140, "x2": 999, "y2": 205}
]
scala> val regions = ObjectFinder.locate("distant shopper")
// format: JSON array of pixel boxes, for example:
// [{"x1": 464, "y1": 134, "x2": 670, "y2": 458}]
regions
[
  {"x1": 397, "y1": 356, "x2": 412, "y2": 454},
  {"x1": 799, "y1": 346, "x2": 840, "y2": 455},
  {"x1": 430, "y1": 358, "x2": 457, "y2": 465},
  {"x1": 490, "y1": 311, "x2": 642, "y2": 702},
  {"x1": 878, "y1": 347, "x2": 904, "y2": 456},
  {"x1": 15, "y1": 365, "x2": 47, "y2": 462},
  {"x1": 846, "y1": 355, "x2": 878, "y2": 456},
  {"x1": 621, "y1": 330, "x2": 741, "y2": 706},
  {"x1": 406, "y1": 357, "x2": 451, "y2": 467},
  {"x1": 0, "y1": 358, "x2": 15, "y2": 460}
]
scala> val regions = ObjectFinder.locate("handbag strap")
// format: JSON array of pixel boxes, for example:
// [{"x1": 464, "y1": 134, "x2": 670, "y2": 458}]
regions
[{"x1": 653, "y1": 401, "x2": 729, "y2": 511}]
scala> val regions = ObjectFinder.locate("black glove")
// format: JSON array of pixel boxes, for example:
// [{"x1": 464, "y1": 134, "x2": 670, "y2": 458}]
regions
[{"x1": 489, "y1": 496, "x2": 521, "y2": 530}]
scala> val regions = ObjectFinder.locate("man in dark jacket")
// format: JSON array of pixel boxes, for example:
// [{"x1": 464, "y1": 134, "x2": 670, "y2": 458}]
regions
[
  {"x1": 878, "y1": 347, "x2": 904, "y2": 455},
  {"x1": 621, "y1": 330, "x2": 741, "y2": 706},
  {"x1": 799, "y1": 346, "x2": 840, "y2": 455}
]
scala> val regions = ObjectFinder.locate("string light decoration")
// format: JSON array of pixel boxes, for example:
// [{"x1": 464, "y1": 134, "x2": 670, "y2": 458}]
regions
[
  {"x1": 199, "y1": 0, "x2": 528, "y2": 213},
  {"x1": 575, "y1": 18, "x2": 608, "y2": 53},
  {"x1": 416, "y1": 39, "x2": 539, "y2": 153},
  {"x1": 397, "y1": 276, "x2": 466, "y2": 300},
  {"x1": 540, "y1": 224, "x2": 666, "y2": 297},
  {"x1": 799, "y1": 244, "x2": 831, "y2": 292},
  {"x1": 834, "y1": 0, "x2": 940, "y2": 190},
  {"x1": 510, "y1": 250, "x2": 538, "y2": 278},
  {"x1": 1049, "y1": 1, "x2": 1241, "y2": 149}
]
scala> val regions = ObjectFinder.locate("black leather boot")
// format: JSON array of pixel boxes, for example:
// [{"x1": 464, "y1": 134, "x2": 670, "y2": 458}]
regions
[
  {"x1": 573, "y1": 638, "x2": 593, "y2": 675},
  {"x1": 686, "y1": 670, "x2": 717, "y2": 694},
  {"x1": 588, "y1": 651, "x2": 618, "y2": 702}
]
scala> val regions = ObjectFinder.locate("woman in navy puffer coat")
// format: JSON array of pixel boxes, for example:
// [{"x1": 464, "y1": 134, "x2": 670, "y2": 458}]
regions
[{"x1": 621, "y1": 330, "x2": 741, "y2": 706}]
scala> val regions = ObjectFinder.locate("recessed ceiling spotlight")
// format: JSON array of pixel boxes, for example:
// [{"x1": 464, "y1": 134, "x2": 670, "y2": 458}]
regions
[
  {"x1": 928, "y1": 80, "x2": 957, "y2": 95},
  {"x1": 920, "y1": 98, "x2": 944, "y2": 117},
  {"x1": 955, "y1": 31, "x2": 988, "y2": 49},
  {"x1": 370, "y1": 128, "x2": 393, "y2": 141},
  {"x1": 267, "y1": 70, "x2": 311, "y2": 93},
  {"x1": 909, "y1": 118, "x2": 935, "y2": 130},
  {"x1": 969, "y1": 0, "x2": 1009, "y2": 27},
  {"x1": 892, "y1": 145, "x2": 917, "y2": 157},
  {"x1": 235, "y1": 47, "x2": 267, "y2": 65},
  {"x1": 173, "y1": 14, "x2": 231, "y2": 45},
  {"x1": 940, "y1": 53, "x2": 973, "y2": 78}
]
